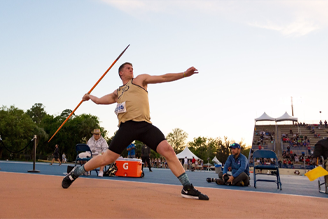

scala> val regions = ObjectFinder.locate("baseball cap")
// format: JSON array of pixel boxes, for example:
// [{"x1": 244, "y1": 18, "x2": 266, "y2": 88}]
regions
[{"x1": 229, "y1": 143, "x2": 241, "y2": 149}]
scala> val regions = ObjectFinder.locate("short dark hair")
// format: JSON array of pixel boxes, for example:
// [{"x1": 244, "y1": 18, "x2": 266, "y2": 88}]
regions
[{"x1": 118, "y1": 62, "x2": 132, "y2": 78}]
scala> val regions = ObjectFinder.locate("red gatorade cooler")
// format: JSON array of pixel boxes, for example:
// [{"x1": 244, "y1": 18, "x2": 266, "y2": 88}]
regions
[{"x1": 115, "y1": 158, "x2": 143, "y2": 177}]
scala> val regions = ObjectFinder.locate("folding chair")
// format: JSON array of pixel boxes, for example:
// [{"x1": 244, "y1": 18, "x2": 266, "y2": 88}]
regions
[
  {"x1": 253, "y1": 150, "x2": 282, "y2": 190},
  {"x1": 75, "y1": 143, "x2": 99, "y2": 176},
  {"x1": 318, "y1": 156, "x2": 328, "y2": 194}
]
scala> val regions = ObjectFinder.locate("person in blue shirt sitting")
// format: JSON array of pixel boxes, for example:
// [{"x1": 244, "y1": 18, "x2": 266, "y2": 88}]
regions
[
  {"x1": 208, "y1": 143, "x2": 249, "y2": 186},
  {"x1": 127, "y1": 142, "x2": 136, "y2": 158}
]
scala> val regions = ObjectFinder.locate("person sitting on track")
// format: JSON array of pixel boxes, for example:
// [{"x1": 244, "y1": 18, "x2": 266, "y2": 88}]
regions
[
  {"x1": 61, "y1": 63, "x2": 209, "y2": 200},
  {"x1": 207, "y1": 143, "x2": 249, "y2": 186}
]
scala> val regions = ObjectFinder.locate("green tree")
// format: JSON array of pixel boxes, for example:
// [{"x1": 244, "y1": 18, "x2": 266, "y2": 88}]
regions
[
  {"x1": 188, "y1": 137, "x2": 221, "y2": 162},
  {"x1": 40, "y1": 110, "x2": 104, "y2": 161},
  {"x1": 216, "y1": 136, "x2": 233, "y2": 164},
  {"x1": 26, "y1": 103, "x2": 47, "y2": 125},
  {"x1": 60, "y1": 109, "x2": 75, "y2": 119},
  {"x1": 215, "y1": 137, "x2": 248, "y2": 164},
  {"x1": 188, "y1": 136, "x2": 208, "y2": 160},
  {"x1": 241, "y1": 147, "x2": 251, "y2": 159},
  {"x1": 0, "y1": 106, "x2": 38, "y2": 159},
  {"x1": 166, "y1": 128, "x2": 188, "y2": 153}
]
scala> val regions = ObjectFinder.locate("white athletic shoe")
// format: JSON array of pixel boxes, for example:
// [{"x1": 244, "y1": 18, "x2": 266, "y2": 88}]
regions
[{"x1": 98, "y1": 171, "x2": 103, "y2": 177}]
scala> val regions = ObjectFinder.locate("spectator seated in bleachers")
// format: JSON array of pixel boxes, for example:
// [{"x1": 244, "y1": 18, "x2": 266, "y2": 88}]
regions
[
  {"x1": 270, "y1": 159, "x2": 276, "y2": 165},
  {"x1": 314, "y1": 132, "x2": 320, "y2": 138},
  {"x1": 288, "y1": 160, "x2": 294, "y2": 169},
  {"x1": 307, "y1": 146, "x2": 311, "y2": 155},
  {"x1": 283, "y1": 159, "x2": 288, "y2": 168},
  {"x1": 300, "y1": 152, "x2": 305, "y2": 161},
  {"x1": 302, "y1": 140, "x2": 307, "y2": 147},
  {"x1": 310, "y1": 127, "x2": 315, "y2": 134},
  {"x1": 282, "y1": 150, "x2": 286, "y2": 158},
  {"x1": 278, "y1": 160, "x2": 282, "y2": 168},
  {"x1": 294, "y1": 155, "x2": 299, "y2": 163},
  {"x1": 305, "y1": 156, "x2": 310, "y2": 165}
]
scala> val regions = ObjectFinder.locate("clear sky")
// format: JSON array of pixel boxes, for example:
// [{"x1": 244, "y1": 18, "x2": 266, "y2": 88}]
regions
[{"x1": 1, "y1": 0, "x2": 328, "y2": 146}]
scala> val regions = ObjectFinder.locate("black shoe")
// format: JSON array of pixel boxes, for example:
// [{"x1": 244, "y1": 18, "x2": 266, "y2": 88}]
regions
[
  {"x1": 62, "y1": 166, "x2": 79, "y2": 189},
  {"x1": 181, "y1": 184, "x2": 209, "y2": 200},
  {"x1": 215, "y1": 179, "x2": 225, "y2": 185},
  {"x1": 149, "y1": 169, "x2": 152, "y2": 172}
]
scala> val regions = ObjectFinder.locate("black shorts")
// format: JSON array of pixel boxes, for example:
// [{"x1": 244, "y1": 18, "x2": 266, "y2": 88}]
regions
[{"x1": 108, "y1": 121, "x2": 166, "y2": 154}]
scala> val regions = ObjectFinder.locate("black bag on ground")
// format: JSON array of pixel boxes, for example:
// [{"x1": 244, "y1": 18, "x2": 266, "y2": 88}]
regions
[{"x1": 104, "y1": 163, "x2": 118, "y2": 177}]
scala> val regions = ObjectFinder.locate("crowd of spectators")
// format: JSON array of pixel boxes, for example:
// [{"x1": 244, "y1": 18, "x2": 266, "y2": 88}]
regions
[
  {"x1": 143, "y1": 157, "x2": 205, "y2": 170},
  {"x1": 249, "y1": 157, "x2": 276, "y2": 166},
  {"x1": 279, "y1": 151, "x2": 316, "y2": 169},
  {"x1": 281, "y1": 131, "x2": 310, "y2": 148},
  {"x1": 179, "y1": 158, "x2": 204, "y2": 171},
  {"x1": 250, "y1": 120, "x2": 327, "y2": 170},
  {"x1": 249, "y1": 146, "x2": 316, "y2": 169},
  {"x1": 254, "y1": 130, "x2": 274, "y2": 145},
  {"x1": 144, "y1": 157, "x2": 168, "y2": 168}
]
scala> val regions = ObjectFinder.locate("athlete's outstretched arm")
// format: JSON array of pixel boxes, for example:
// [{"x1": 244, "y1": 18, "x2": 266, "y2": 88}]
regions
[
  {"x1": 82, "y1": 90, "x2": 117, "y2": 105},
  {"x1": 141, "y1": 66, "x2": 198, "y2": 85}
]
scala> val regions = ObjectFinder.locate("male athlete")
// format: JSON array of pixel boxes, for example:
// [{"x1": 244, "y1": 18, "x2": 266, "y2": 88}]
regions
[{"x1": 62, "y1": 62, "x2": 209, "y2": 200}]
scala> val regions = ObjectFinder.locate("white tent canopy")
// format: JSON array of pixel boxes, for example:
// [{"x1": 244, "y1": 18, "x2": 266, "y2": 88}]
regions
[
  {"x1": 275, "y1": 112, "x2": 298, "y2": 122},
  {"x1": 212, "y1": 156, "x2": 222, "y2": 165},
  {"x1": 255, "y1": 112, "x2": 275, "y2": 121},
  {"x1": 176, "y1": 146, "x2": 201, "y2": 160}
]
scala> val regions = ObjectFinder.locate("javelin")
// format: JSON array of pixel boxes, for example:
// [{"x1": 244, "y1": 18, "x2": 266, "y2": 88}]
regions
[{"x1": 48, "y1": 44, "x2": 130, "y2": 143}]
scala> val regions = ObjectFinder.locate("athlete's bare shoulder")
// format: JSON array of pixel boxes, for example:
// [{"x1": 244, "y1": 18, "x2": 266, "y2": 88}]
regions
[{"x1": 133, "y1": 74, "x2": 149, "y2": 89}]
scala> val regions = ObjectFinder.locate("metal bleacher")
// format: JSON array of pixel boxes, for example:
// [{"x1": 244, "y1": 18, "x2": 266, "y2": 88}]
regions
[{"x1": 249, "y1": 123, "x2": 328, "y2": 169}]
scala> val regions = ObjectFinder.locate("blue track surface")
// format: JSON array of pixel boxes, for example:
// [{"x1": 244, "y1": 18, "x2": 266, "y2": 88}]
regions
[{"x1": 1, "y1": 160, "x2": 327, "y2": 199}]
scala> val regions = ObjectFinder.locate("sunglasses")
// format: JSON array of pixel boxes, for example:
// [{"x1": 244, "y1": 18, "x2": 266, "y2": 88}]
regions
[{"x1": 93, "y1": 133, "x2": 100, "y2": 136}]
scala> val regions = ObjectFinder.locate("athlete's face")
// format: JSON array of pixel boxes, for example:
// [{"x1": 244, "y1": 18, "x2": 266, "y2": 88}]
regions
[{"x1": 120, "y1": 64, "x2": 134, "y2": 79}]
